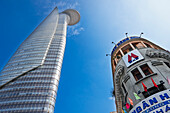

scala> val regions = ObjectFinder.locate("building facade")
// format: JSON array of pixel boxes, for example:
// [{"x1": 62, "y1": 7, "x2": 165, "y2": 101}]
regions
[
  {"x1": 110, "y1": 111, "x2": 117, "y2": 113},
  {"x1": 111, "y1": 36, "x2": 170, "y2": 113},
  {"x1": 0, "y1": 7, "x2": 80, "y2": 113}
]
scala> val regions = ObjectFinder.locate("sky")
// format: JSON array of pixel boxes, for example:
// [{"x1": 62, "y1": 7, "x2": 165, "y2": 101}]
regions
[{"x1": 0, "y1": 0, "x2": 170, "y2": 113}]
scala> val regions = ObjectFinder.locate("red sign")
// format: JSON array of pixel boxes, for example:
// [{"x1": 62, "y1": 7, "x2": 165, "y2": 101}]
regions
[
  {"x1": 128, "y1": 53, "x2": 139, "y2": 63},
  {"x1": 123, "y1": 49, "x2": 144, "y2": 67}
]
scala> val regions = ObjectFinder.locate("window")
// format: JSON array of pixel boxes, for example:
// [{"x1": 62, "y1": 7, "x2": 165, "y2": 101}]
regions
[
  {"x1": 129, "y1": 47, "x2": 133, "y2": 51},
  {"x1": 144, "y1": 43, "x2": 151, "y2": 48},
  {"x1": 131, "y1": 68, "x2": 143, "y2": 81},
  {"x1": 132, "y1": 42, "x2": 144, "y2": 49},
  {"x1": 116, "y1": 51, "x2": 122, "y2": 59},
  {"x1": 124, "y1": 51, "x2": 127, "y2": 55},
  {"x1": 122, "y1": 83, "x2": 127, "y2": 94},
  {"x1": 115, "y1": 51, "x2": 122, "y2": 63},
  {"x1": 132, "y1": 43, "x2": 137, "y2": 49},
  {"x1": 122, "y1": 44, "x2": 133, "y2": 55},
  {"x1": 140, "y1": 64, "x2": 153, "y2": 76}
]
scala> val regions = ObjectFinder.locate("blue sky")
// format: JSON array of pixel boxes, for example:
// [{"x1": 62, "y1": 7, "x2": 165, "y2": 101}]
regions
[{"x1": 0, "y1": 0, "x2": 170, "y2": 113}]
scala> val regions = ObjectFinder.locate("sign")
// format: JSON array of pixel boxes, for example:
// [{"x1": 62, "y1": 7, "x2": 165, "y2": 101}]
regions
[
  {"x1": 123, "y1": 49, "x2": 144, "y2": 67},
  {"x1": 129, "y1": 89, "x2": 170, "y2": 113}
]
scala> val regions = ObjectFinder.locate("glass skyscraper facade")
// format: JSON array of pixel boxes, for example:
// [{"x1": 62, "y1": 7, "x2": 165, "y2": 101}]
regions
[{"x1": 0, "y1": 7, "x2": 80, "y2": 113}]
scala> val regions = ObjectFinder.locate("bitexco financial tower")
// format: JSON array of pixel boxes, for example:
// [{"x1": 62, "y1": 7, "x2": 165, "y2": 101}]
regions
[{"x1": 0, "y1": 7, "x2": 80, "y2": 113}]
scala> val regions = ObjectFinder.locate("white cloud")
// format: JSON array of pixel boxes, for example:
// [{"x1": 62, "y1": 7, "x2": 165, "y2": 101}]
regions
[
  {"x1": 108, "y1": 97, "x2": 115, "y2": 101},
  {"x1": 56, "y1": 1, "x2": 66, "y2": 8},
  {"x1": 57, "y1": 1, "x2": 79, "y2": 11},
  {"x1": 67, "y1": 24, "x2": 84, "y2": 37}
]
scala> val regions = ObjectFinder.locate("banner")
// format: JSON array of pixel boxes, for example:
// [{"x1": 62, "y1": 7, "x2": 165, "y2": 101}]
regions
[{"x1": 129, "y1": 89, "x2": 170, "y2": 113}]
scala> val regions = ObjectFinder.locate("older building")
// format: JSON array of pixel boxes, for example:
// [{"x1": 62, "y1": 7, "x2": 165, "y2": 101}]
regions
[
  {"x1": 0, "y1": 7, "x2": 80, "y2": 113},
  {"x1": 111, "y1": 36, "x2": 170, "y2": 113},
  {"x1": 110, "y1": 111, "x2": 117, "y2": 113}
]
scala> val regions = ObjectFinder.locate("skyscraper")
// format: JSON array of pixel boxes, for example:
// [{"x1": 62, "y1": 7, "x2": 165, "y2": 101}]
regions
[
  {"x1": 111, "y1": 36, "x2": 170, "y2": 113},
  {"x1": 0, "y1": 7, "x2": 80, "y2": 113}
]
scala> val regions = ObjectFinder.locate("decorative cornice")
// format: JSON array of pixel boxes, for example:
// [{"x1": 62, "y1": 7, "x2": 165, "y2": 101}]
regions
[
  {"x1": 151, "y1": 61, "x2": 163, "y2": 66},
  {"x1": 123, "y1": 75, "x2": 130, "y2": 83},
  {"x1": 146, "y1": 49, "x2": 170, "y2": 61}
]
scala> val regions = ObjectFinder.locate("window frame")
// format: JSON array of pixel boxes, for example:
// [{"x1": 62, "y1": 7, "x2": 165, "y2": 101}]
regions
[
  {"x1": 131, "y1": 63, "x2": 154, "y2": 82},
  {"x1": 140, "y1": 64, "x2": 153, "y2": 76},
  {"x1": 131, "y1": 68, "x2": 143, "y2": 81}
]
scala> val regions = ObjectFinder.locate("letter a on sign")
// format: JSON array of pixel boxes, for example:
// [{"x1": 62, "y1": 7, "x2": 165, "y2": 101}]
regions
[
  {"x1": 128, "y1": 53, "x2": 139, "y2": 63},
  {"x1": 123, "y1": 49, "x2": 144, "y2": 67}
]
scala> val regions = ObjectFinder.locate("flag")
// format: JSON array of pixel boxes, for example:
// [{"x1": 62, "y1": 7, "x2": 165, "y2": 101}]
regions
[
  {"x1": 125, "y1": 103, "x2": 130, "y2": 109},
  {"x1": 151, "y1": 78, "x2": 158, "y2": 88},
  {"x1": 134, "y1": 92, "x2": 141, "y2": 100},
  {"x1": 167, "y1": 76, "x2": 170, "y2": 84},
  {"x1": 142, "y1": 82, "x2": 147, "y2": 92},
  {"x1": 122, "y1": 109, "x2": 125, "y2": 113},
  {"x1": 128, "y1": 97, "x2": 133, "y2": 106},
  {"x1": 123, "y1": 108, "x2": 127, "y2": 113}
]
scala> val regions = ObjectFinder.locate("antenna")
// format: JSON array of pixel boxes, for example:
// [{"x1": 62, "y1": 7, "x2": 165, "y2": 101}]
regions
[
  {"x1": 112, "y1": 42, "x2": 118, "y2": 47},
  {"x1": 106, "y1": 54, "x2": 111, "y2": 56},
  {"x1": 112, "y1": 42, "x2": 116, "y2": 45},
  {"x1": 140, "y1": 32, "x2": 144, "y2": 38},
  {"x1": 125, "y1": 33, "x2": 128, "y2": 38}
]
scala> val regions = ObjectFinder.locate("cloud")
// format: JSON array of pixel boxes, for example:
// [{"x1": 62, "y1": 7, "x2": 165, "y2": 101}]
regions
[
  {"x1": 67, "y1": 24, "x2": 84, "y2": 37},
  {"x1": 56, "y1": 1, "x2": 66, "y2": 8},
  {"x1": 108, "y1": 97, "x2": 115, "y2": 101},
  {"x1": 56, "y1": 1, "x2": 79, "y2": 12}
]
